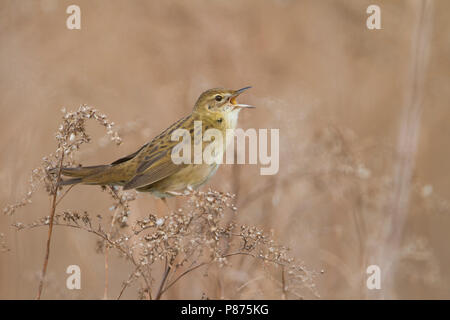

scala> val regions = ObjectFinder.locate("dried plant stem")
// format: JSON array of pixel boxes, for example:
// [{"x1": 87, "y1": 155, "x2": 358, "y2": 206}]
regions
[
  {"x1": 377, "y1": 0, "x2": 433, "y2": 299},
  {"x1": 158, "y1": 250, "x2": 289, "y2": 298},
  {"x1": 55, "y1": 184, "x2": 75, "y2": 206},
  {"x1": 36, "y1": 153, "x2": 64, "y2": 300},
  {"x1": 155, "y1": 258, "x2": 172, "y2": 300},
  {"x1": 117, "y1": 265, "x2": 140, "y2": 300},
  {"x1": 159, "y1": 262, "x2": 207, "y2": 297}
]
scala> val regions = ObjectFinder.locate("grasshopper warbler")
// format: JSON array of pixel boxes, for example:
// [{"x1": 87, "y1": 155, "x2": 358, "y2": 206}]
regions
[{"x1": 58, "y1": 87, "x2": 254, "y2": 198}]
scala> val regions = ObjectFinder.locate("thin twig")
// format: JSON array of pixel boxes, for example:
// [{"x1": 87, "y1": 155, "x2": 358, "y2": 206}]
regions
[
  {"x1": 117, "y1": 265, "x2": 140, "y2": 300},
  {"x1": 36, "y1": 153, "x2": 64, "y2": 300},
  {"x1": 55, "y1": 184, "x2": 76, "y2": 206},
  {"x1": 159, "y1": 262, "x2": 207, "y2": 296},
  {"x1": 159, "y1": 250, "x2": 289, "y2": 297},
  {"x1": 155, "y1": 257, "x2": 171, "y2": 300}
]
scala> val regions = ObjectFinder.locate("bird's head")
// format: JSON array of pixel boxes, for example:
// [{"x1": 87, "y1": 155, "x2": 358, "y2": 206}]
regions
[{"x1": 193, "y1": 87, "x2": 254, "y2": 115}]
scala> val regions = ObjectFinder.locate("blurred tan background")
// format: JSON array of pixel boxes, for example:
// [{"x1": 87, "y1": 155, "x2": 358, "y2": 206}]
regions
[{"x1": 1, "y1": 0, "x2": 450, "y2": 299}]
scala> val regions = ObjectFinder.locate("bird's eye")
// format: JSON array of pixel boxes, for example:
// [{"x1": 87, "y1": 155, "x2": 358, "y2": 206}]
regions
[{"x1": 215, "y1": 95, "x2": 222, "y2": 102}]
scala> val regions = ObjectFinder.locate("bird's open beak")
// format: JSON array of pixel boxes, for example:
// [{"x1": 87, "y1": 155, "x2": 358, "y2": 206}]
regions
[{"x1": 230, "y1": 86, "x2": 255, "y2": 109}]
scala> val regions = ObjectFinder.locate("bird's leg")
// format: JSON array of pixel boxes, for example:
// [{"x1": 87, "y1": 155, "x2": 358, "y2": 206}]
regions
[{"x1": 161, "y1": 197, "x2": 171, "y2": 213}]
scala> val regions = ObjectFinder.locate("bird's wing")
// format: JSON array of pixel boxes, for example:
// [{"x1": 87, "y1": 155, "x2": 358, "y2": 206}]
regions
[
  {"x1": 123, "y1": 156, "x2": 184, "y2": 190},
  {"x1": 122, "y1": 115, "x2": 192, "y2": 190}
]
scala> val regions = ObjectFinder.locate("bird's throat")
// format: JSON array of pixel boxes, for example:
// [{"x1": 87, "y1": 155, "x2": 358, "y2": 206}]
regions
[{"x1": 224, "y1": 108, "x2": 241, "y2": 130}]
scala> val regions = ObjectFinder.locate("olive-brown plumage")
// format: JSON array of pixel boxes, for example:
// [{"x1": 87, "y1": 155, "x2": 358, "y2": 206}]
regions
[{"x1": 59, "y1": 87, "x2": 254, "y2": 198}]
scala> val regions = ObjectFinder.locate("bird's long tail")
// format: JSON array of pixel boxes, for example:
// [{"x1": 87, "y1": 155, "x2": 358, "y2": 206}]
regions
[{"x1": 55, "y1": 165, "x2": 113, "y2": 186}]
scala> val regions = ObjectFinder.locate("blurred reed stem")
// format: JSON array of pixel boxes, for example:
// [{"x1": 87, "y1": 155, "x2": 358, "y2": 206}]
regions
[{"x1": 377, "y1": 0, "x2": 434, "y2": 299}]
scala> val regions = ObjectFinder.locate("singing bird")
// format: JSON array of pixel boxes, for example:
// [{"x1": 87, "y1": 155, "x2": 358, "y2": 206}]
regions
[{"x1": 59, "y1": 87, "x2": 254, "y2": 198}]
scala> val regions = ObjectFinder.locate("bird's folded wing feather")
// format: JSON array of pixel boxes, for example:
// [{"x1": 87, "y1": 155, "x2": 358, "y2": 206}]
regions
[
  {"x1": 123, "y1": 156, "x2": 185, "y2": 190},
  {"x1": 122, "y1": 116, "x2": 192, "y2": 190}
]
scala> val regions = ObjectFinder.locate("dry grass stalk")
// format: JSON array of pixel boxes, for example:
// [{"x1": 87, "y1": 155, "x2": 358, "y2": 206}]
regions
[{"x1": 377, "y1": 0, "x2": 434, "y2": 298}]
